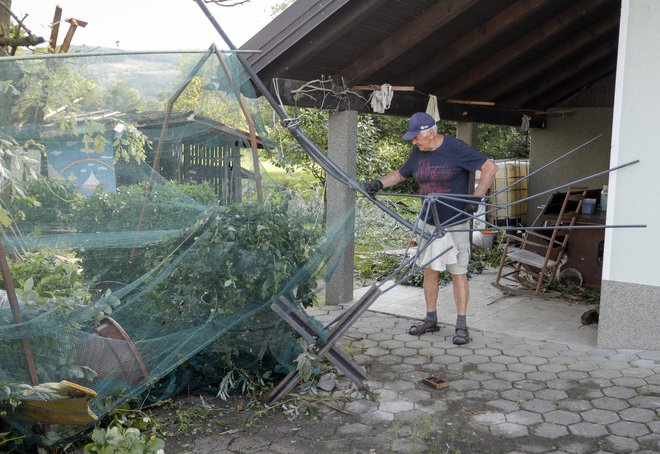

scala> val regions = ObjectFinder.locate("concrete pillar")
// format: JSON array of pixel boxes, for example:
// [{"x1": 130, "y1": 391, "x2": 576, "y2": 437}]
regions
[
  {"x1": 598, "y1": 0, "x2": 660, "y2": 349},
  {"x1": 456, "y1": 121, "x2": 479, "y2": 194},
  {"x1": 325, "y1": 110, "x2": 357, "y2": 305},
  {"x1": 455, "y1": 121, "x2": 478, "y2": 148}
]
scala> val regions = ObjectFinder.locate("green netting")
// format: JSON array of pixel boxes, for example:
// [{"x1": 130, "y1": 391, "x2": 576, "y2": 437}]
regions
[{"x1": 0, "y1": 49, "x2": 353, "y2": 450}]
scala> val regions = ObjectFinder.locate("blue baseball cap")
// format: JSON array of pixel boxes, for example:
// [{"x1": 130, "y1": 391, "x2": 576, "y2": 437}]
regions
[{"x1": 401, "y1": 112, "x2": 436, "y2": 140}]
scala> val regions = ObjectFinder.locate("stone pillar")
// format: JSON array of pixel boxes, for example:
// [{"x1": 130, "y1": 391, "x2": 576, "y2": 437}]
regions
[
  {"x1": 455, "y1": 121, "x2": 478, "y2": 148},
  {"x1": 325, "y1": 110, "x2": 357, "y2": 305}
]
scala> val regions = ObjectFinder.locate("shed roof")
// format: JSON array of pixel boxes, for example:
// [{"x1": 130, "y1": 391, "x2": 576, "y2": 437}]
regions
[{"x1": 241, "y1": 0, "x2": 620, "y2": 127}]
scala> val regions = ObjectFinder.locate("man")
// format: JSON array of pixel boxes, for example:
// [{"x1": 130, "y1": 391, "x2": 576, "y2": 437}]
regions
[{"x1": 367, "y1": 112, "x2": 498, "y2": 345}]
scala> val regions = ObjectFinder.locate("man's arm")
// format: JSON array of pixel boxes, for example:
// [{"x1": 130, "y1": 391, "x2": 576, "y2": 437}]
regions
[
  {"x1": 474, "y1": 159, "x2": 499, "y2": 197},
  {"x1": 379, "y1": 169, "x2": 406, "y2": 189}
]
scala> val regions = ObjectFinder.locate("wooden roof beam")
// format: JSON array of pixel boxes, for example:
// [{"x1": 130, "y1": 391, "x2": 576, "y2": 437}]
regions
[
  {"x1": 475, "y1": 15, "x2": 620, "y2": 101},
  {"x1": 260, "y1": 0, "x2": 388, "y2": 80},
  {"x1": 528, "y1": 62, "x2": 616, "y2": 110},
  {"x1": 340, "y1": 0, "x2": 480, "y2": 84},
  {"x1": 504, "y1": 43, "x2": 617, "y2": 107},
  {"x1": 435, "y1": 0, "x2": 611, "y2": 98},
  {"x1": 404, "y1": 0, "x2": 548, "y2": 87}
]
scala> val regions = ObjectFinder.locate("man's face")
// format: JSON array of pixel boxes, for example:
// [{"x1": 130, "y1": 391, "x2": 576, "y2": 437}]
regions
[{"x1": 412, "y1": 129, "x2": 435, "y2": 151}]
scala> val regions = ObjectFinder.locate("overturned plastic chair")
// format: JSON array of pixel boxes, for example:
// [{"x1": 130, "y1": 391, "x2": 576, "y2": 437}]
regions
[{"x1": 493, "y1": 187, "x2": 587, "y2": 297}]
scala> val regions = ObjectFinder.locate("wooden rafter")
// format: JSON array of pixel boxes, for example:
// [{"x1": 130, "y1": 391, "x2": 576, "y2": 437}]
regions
[
  {"x1": 403, "y1": 0, "x2": 548, "y2": 87},
  {"x1": 475, "y1": 15, "x2": 620, "y2": 102},
  {"x1": 261, "y1": 0, "x2": 387, "y2": 81},
  {"x1": 340, "y1": 0, "x2": 479, "y2": 84},
  {"x1": 504, "y1": 43, "x2": 618, "y2": 107},
  {"x1": 529, "y1": 62, "x2": 617, "y2": 110},
  {"x1": 435, "y1": 0, "x2": 610, "y2": 99}
]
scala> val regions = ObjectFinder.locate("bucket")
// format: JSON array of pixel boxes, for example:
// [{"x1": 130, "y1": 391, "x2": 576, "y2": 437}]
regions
[{"x1": 582, "y1": 198, "x2": 596, "y2": 215}]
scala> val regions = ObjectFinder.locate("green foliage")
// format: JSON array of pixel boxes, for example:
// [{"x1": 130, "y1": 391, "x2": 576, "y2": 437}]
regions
[
  {"x1": 8, "y1": 178, "x2": 82, "y2": 233},
  {"x1": 478, "y1": 124, "x2": 529, "y2": 159},
  {"x1": 84, "y1": 425, "x2": 164, "y2": 454}
]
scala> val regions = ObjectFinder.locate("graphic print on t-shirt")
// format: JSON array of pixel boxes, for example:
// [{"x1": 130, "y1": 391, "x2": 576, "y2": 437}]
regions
[{"x1": 417, "y1": 159, "x2": 453, "y2": 195}]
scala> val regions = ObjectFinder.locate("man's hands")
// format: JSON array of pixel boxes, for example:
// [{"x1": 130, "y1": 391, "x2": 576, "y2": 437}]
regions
[
  {"x1": 366, "y1": 180, "x2": 383, "y2": 196},
  {"x1": 464, "y1": 196, "x2": 486, "y2": 214}
]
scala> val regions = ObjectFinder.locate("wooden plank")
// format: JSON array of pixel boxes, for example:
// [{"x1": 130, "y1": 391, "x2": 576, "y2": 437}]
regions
[
  {"x1": 341, "y1": 0, "x2": 480, "y2": 84},
  {"x1": 48, "y1": 5, "x2": 62, "y2": 53}
]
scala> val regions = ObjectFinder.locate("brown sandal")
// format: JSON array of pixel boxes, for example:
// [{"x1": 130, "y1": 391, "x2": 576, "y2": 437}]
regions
[
  {"x1": 408, "y1": 318, "x2": 440, "y2": 336},
  {"x1": 452, "y1": 326, "x2": 470, "y2": 345}
]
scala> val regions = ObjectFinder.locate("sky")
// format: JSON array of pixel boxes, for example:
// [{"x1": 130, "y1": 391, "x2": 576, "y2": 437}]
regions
[{"x1": 10, "y1": 0, "x2": 284, "y2": 51}]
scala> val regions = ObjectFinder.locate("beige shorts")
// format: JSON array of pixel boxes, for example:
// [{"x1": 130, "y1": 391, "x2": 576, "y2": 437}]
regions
[{"x1": 416, "y1": 221, "x2": 470, "y2": 275}]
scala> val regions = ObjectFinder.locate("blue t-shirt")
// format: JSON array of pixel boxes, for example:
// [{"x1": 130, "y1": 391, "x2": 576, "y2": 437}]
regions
[{"x1": 399, "y1": 135, "x2": 487, "y2": 225}]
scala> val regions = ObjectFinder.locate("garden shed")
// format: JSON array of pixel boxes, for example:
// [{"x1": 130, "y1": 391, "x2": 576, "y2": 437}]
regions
[
  {"x1": 13, "y1": 111, "x2": 261, "y2": 204},
  {"x1": 240, "y1": 0, "x2": 660, "y2": 349}
]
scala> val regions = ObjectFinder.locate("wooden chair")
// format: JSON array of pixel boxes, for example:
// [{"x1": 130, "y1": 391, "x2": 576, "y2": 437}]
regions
[{"x1": 493, "y1": 187, "x2": 588, "y2": 297}]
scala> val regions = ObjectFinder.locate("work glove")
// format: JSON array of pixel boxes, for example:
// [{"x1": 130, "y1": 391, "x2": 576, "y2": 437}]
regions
[
  {"x1": 464, "y1": 196, "x2": 485, "y2": 214},
  {"x1": 366, "y1": 180, "x2": 383, "y2": 196}
]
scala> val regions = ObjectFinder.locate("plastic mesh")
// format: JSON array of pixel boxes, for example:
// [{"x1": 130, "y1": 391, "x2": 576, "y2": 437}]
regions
[{"x1": 0, "y1": 49, "x2": 352, "y2": 449}]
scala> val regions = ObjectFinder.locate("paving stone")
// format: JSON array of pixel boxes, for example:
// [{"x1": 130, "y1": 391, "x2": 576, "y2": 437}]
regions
[
  {"x1": 545, "y1": 378, "x2": 574, "y2": 390},
  {"x1": 520, "y1": 356, "x2": 549, "y2": 366},
  {"x1": 599, "y1": 360, "x2": 631, "y2": 370},
  {"x1": 588, "y1": 368, "x2": 623, "y2": 379},
  {"x1": 402, "y1": 355, "x2": 432, "y2": 366},
  {"x1": 445, "y1": 347, "x2": 475, "y2": 357},
  {"x1": 621, "y1": 367, "x2": 655, "y2": 378},
  {"x1": 566, "y1": 385, "x2": 605, "y2": 400},
  {"x1": 507, "y1": 410, "x2": 543, "y2": 425},
  {"x1": 630, "y1": 359, "x2": 660, "y2": 369},
  {"x1": 581, "y1": 408, "x2": 620, "y2": 425},
  {"x1": 389, "y1": 363, "x2": 416, "y2": 374},
  {"x1": 344, "y1": 399, "x2": 379, "y2": 414},
  {"x1": 375, "y1": 388, "x2": 399, "y2": 401},
  {"x1": 520, "y1": 398, "x2": 556, "y2": 413},
  {"x1": 472, "y1": 411, "x2": 506, "y2": 426},
  {"x1": 530, "y1": 422, "x2": 569, "y2": 439},
  {"x1": 485, "y1": 399, "x2": 521, "y2": 413},
  {"x1": 534, "y1": 389, "x2": 568, "y2": 402},
  {"x1": 608, "y1": 420, "x2": 650, "y2": 438},
  {"x1": 398, "y1": 388, "x2": 431, "y2": 403},
  {"x1": 557, "y1": 370, "x2": 590, "y2": 380},
  {"x1": 501, "y1": 388, "x2": 534, "y2": 402},
  {"x1": 363, "y1": 346, "x2": 391, "y2": 357},
  {"x1": 379, "y1": 400, "x2": 414, "y2": 414},
  {"x1": 543, "y1": 409, "x2": 582, "y2": 425},
  {"x1": 538, "y1": 363, "x2": 568, "y2": 373},
  {"x1": 391, "y1": 347, "x2": 417, "y2": 357},
  {"x1": 646, "y1": 419, "x2": 660, "y2": 433},
  {"x1": 381, "y1": 355, "x2": 407, "y2": 365},
  {"x1": 514, "y1": 379, "x2": 546, "y2": 392},
  {"x1": 489, "y1": 422, "x2": 528, "y2": 438},
  {"x1": 592, "y1": 396, "x2": 631, "y2": 411},
  {"x1": 477, "y1": 362, "x2": 508, "y2": 373},
  {"x1": 581, "y1": 377, "x2": 614, "y2": 388},
  {"x1": 637, "y1": 351, "x2": 660, "y2": 361},
  {"x1": 551, "y1": 439, "x2": 598, "y2": 454},
  {"x1": 637, "y1": 433, "x2": 660, "y2": 452},
  {"x1": 527, "y1": 371, "x2": 558, "y2": 381},
  {"x1": 359, "y1": 409, "x2": 395, "y2": 423},
  {"x1": 461, "y1": 354, "x2": 490, "y2": 365},
  {"x1": 495, "y1": 371, "x2": 526, "y2": 382},
  {"x1": 413, "y1": 399, "x2": 448, "y2": 414},
  {"x1": 434, "y1": 354, "x2": 460, "y2": 365},
  {"x1": 367, "y1": 332, "x2": 395, "y2": 342},
  {"x1": 404, "y1": 339, "x2": 434, "y2": 350},
  {"x1": 466, "y1": 389, "x2": 499, "y2": 401},
  {"x1": 568, "y1": 422, "x2": 609, "y2": 438},
  {"x1": 382, "y1": 379, "x2": 416, "y2": 392},
  {"x1": 557, "y1": 399, "x2": 593, "y2": 412},
  {"x1": 491, "y1": 355, "x2": 519, "y2": 365},
  {"x1": 336, "y1": 422, "x2": 372, "y2": 436},
  {"x1": 482, "y1": 378, "x2": 513, "y2": 391},
  {"x1": 601, "y1": 385, "x2": 637, "y2": 399},
  {"x1": 463, "y1": 370, "x2": 493, "y2": 382},
  {"x1": 449, "y1": 379, "x2": 480, "y2": 391},
  {"x1": 619, "y1": 408, "x2": 657, "y2": 422},
  {"x1": 603, "y1": 435, "x2": 640, "y2": 454},
  {"x1": 627, "y1": 394, "x2": 660, "y2": 409},
  {"x1": 379, "y1": 339, "x2": 404, "y2": 350},
  {"x1": 508, "y1": 363, "x2": 538, "y2": 374}
]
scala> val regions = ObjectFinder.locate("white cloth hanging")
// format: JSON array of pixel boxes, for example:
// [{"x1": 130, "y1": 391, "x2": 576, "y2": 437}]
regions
[
  {"x1": 369, "y1": 83, "x2": 394, "y2": 113},
  {"x1": 426, "y1": 95, "x2": 441, "y2": 122}
]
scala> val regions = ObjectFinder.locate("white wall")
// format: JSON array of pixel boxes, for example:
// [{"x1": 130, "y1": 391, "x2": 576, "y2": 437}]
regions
[{"x1": 604, "y1": 0, "x2": 660, "y2": 287}]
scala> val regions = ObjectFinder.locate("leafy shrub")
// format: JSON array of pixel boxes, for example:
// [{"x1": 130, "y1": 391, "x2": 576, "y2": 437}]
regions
[{"x1": 84, "y1": 425, "x2": 164, "y2": 454}]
